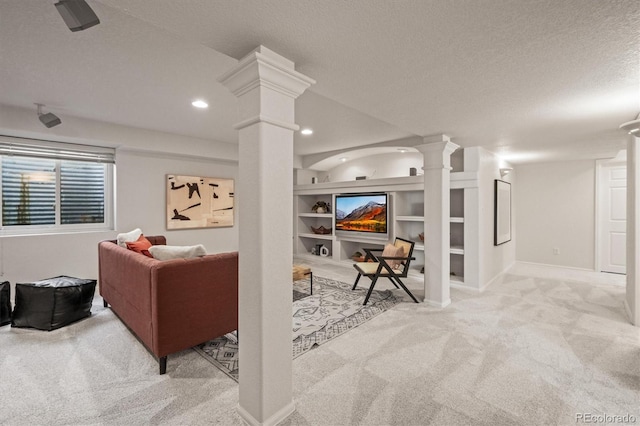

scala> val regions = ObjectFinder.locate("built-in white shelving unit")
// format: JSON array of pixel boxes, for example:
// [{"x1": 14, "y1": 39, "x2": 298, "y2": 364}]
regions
[
  {"x1": 449, "y1": 187, "x2": 465, "y2": 282},
  {"x1": 294, "y1": 171, "x2": 478, "y2": 284},
  {"x1": 295, "y1": 193, "x2": 335, "y2": 256}
]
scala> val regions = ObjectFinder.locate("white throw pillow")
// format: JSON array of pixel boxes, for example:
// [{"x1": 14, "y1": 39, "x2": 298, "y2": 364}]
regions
[
  {"x1": 116, "y1": 228, "x2": 142, "y2": 248},
  {"x1": 148, "y1": 244, "x2": 207, "y2": 261}
]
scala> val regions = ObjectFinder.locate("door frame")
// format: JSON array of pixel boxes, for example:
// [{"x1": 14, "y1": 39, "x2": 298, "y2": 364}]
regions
[{"x1": 595, "y1": 154, "x2": 627, "y2": 273}]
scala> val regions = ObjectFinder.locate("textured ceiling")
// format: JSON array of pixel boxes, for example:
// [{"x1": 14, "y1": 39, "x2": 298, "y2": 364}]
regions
[{"x1": 1, "y1": 0, "x2": 639, "y2": 164}]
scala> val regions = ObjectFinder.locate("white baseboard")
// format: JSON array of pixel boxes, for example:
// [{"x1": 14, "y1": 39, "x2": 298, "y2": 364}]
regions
[
  {"x1": 449, "y1": 282, "x2": 482, "y2": 293},
  {"x1": 481, "y1": 262, "x2": 515, "y2": 292},
  {"x1": 514, "y1": 260, "x2": 595, "y2": 273},
  {"x1": 449, "y1": 261, "x2": 515, "y2": 294},
  {"x1": 237, "y1": 401, "x2": 296, "y2": 426},
  {"x1": 423, "y1": 297, "x2": 451, "y2": 308},
  {"x1": 623, "y1": 300, "x2": 637, "y2": 326}
]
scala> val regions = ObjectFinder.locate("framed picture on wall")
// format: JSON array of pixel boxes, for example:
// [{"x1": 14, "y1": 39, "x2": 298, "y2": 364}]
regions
[
  {"x1": 166, "y1": 174, "x2": 234, "y2": 230},
  {"x1": 494, "y1": 179, "x2": 511, "y2": 245}
]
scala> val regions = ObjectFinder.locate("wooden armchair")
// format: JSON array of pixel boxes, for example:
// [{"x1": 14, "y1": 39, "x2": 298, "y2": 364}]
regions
[{"x1": 352, "y1": 237, "x2": 420, "y2": 305}]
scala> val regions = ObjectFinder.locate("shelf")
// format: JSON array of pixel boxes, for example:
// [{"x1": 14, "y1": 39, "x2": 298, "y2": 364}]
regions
[
  {"x1": 299, "y1": 233, "x2": 334, "y2": 241},
  {"x1": 396, "y1": 215, "x2": 424, "y2": 222},
  {"x1": 396, "y1": 216, "x2": 463, "y2": 223},
  {"x1": 298, "y1": 213, "x2": 333, "y2": 218},
  {"x1": 413, "y1": 244, "x2": 462, "y2": 254},
  {"x1": 337, "y1": 235, "x2": 387, "y2": 244},
  {"x1": 450, "y1": 245, "x2": 464, "y2": 255}
]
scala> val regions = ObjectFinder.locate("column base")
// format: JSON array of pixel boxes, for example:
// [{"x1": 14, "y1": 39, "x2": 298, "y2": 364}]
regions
[{"x1": 237, "y1": 400, "x2": 296, "y2": 426}]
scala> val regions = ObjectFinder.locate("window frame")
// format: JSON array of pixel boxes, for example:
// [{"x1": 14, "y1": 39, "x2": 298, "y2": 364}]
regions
[{"x1": 0, "y1": 137, "x2": 115, "y2": 236}]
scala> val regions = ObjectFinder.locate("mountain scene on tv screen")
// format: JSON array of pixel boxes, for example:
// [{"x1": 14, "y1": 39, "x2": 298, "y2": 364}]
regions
[{"x1": 336, "y1": 201, "x2": 386, "y2": 233}]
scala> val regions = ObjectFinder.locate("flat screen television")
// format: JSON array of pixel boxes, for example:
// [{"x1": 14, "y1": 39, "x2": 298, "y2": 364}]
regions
[{"x1": 335, "y1": 193, "x2": 388, "y2": 236}]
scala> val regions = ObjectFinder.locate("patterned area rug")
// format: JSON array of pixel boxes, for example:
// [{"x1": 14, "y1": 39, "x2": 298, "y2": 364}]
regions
[{"x1": 194, "y1": 276, "x2": 400, "y2": 382}]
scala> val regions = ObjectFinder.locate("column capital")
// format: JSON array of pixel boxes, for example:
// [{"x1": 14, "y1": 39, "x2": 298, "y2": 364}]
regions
[
  {"x1": 415, "y1": 136, "x2": 460, "y2": 170},
  {"x1": 219, "y1": 45, "x2": 316, "y2": 100}
]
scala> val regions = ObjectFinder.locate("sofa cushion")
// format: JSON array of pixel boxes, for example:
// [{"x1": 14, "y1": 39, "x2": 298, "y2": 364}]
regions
[
  {"x1": 149, "y1": 244, "x2": 207, "y2": 261},
  {"x1": 126, "y1": 234, "x2": 153, "y2": 257},
  {"x1": 116, "y1": 228, "x2": 142, "y2": 247}
]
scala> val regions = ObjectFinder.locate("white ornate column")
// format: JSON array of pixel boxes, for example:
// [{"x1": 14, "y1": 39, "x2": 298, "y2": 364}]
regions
[
  {"x1": 416, "y1": 135, "x2": 459, "y2": 307},
  {"x1": 621, "y1": 118, "x2": 640, "y2": 326},
  {"x1": 219, "y1": 46, "x2": 315, "y2": 425}
]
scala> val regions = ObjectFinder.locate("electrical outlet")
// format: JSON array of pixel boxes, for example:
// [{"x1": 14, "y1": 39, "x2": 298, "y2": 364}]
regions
[{"x1": 553, "y1": 247, "x2": 560, "y2": 255}]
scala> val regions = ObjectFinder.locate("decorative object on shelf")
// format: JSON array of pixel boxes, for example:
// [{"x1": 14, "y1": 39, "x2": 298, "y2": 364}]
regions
[
  {"x1": 351, "y1": 251, "x2": 364, "y2": 262},
  {"x1": 166, "y1": 174, "x2": 234, "y2": 230},
  {"x1": 311, "y1": 201, "x2": 331, "y2": 213},
  {"x1": 310, "y1": 225, "x2": 332, "y2": 235},
  {"x1": 314, "y1": 243, "x2": 324, "y2": 255},
  {"x1": 420, "y1": 266, "x2": 424, "y2": 274},
  {"x1": 409, "y1": 167, "x2": 417, "y2": 176},
  {"x1": 418, "y1": 232, "x2": 424, "y2": 241},
  {"x1": 494, "y1": 179, "x2": 511, "y2": 245},
  {"x1": 319, "y1": 246, "x2": 330, "y2": 257},
  {"x1": 311, "y1": 177, "x2": 317, "y2": 184}
]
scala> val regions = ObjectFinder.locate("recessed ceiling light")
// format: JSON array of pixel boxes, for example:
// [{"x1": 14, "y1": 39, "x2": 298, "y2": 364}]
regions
[
  {"x1": 340, "y1": 157, "x2": 347, "y2": 162},
  {"x1": 192, "y1": 100, "x2": 208, "y2": 109},
  {"x1": 630, "y1": 127, "x2": 640, "y2": 134},
  {"x1": 301, "y1": 128, "x2": 313, "y2": 135},
  {"x1": 398, "y1": 149, "x2": 407, "y2": 153}
]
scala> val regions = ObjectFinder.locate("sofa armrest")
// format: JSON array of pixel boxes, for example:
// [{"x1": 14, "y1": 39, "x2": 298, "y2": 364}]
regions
[{"x1": 149, "y1": 252, "x2": 238, "y2": 356}]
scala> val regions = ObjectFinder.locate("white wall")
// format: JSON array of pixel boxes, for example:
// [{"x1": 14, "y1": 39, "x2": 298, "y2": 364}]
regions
[
  {"x1": 115, "y1": 150, "x2": 238, "y2": 249},
  {"x1": 476, "y1": 148, "x2": 516, "y2": 286},
  {"x1": 461, "y1": 147, "x2": 516, "y2": 290},
  {"x1": 318, "y1": 152, "x2": 423, "y2": 182},
  {"x1": 0, "y1": 104, "x2": 239, "y2": 286},
  {"x1": 515, "y1": 160, "x2": 595, "y2": 270},
  {"x1": 294, "y1": 168, "x2": 319, "y2": 185}
]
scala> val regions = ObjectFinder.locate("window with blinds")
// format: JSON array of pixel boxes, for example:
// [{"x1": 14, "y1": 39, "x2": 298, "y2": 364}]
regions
[{"x1": 0, "y1": 136, "x2": 114, "y2": 233}]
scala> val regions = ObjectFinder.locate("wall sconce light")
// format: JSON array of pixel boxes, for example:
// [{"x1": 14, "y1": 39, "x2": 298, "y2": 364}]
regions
[
  {"x1": 619, "y1": 116, "x2": 640, "y2": 136},
  {"x1": 36, "y1": 104, "x2": 62, "y2": 128},
  {"x1": 500, "y1": 168, "x2": 513, "y2": 178},
  {"x1": 55, "y1": 0, "x2": 100, "y2": 32}
]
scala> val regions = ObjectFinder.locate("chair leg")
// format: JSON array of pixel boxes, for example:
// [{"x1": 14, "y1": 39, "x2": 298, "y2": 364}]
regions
[
  {"x1": 392, "y1": 277, "x2": 419, "y2": 303},
  {"x1": 103, "y1": 299, "x2": 108, "y2": 308},
  {"x1": 387, "y1": 277, "x2": 399, "y2": 288},
  {"x1": 363, "y1": 276, "x2": 380, "y2": 305},
  {"x1": 352, "y1": 273, "x2": 362, "y2": 290},
  {"x1": 159, "y1": 356, "x2": 167, "y2": 375}
]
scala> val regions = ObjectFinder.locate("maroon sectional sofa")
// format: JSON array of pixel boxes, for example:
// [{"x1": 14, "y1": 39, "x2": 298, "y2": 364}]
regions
[{"x1": 98, "y1": 236, "x2": 238, "y2": 374}]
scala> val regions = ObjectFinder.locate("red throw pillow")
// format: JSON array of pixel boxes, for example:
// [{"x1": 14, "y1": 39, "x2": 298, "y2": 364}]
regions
[{"x1": 126, "y1": 234, "x2": 154, "y2": 258}]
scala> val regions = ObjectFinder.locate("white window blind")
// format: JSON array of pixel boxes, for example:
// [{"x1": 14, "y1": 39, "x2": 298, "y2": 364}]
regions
[
  {"x1": 0, "y1": 136, "x2": 114, "y2": 231},
  {"x1": 0, "y1": 136, "x2": 115, "y2": 164}
]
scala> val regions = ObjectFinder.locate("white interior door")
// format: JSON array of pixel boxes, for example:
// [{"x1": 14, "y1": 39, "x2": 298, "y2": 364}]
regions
[{"x1": 598, "y1": 163, "x2": 626, "y2": 274}]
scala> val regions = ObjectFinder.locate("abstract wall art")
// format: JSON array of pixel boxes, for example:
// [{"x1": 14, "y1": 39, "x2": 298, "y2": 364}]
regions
[{"x1": 166, "y1": 174, "x2": 234, "y2": 230}]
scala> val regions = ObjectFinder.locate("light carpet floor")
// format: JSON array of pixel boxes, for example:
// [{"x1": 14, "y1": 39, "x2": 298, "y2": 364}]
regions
[
  {"x1": 195, "y1": 276, "x2": 400, "y2": 381},
  {"x1": 0, "y1": 260, "x2": 638, "y2": 425}
]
